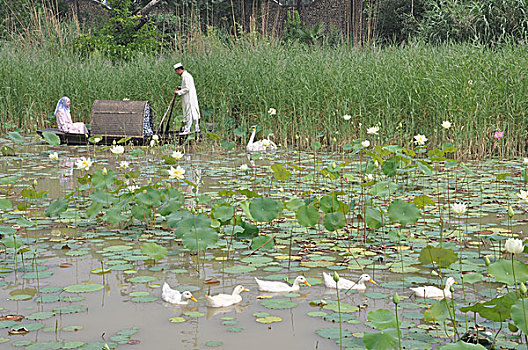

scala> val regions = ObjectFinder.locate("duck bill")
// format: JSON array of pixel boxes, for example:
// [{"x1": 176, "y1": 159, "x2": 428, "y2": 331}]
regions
[
  {"x1": 369, "y1": 278, "x2": 377, "y2": 285},
  {"x1": 190, "y1": 296, "x2": 198, "y2": 302},
  {"x1": 303, "y1": 281, "x2": 312, "y2": 287},
  {"x1": 243, "y1": 288, "x2": 250, "y2": 292},
  {"x1": 453, "y1": 281, "x2": 459, "y2": 285}
]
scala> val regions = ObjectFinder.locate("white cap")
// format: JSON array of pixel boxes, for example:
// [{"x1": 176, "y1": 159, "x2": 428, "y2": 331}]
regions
[{"x1": 173, "y1": 62, "x2": 183, "y2": 70}]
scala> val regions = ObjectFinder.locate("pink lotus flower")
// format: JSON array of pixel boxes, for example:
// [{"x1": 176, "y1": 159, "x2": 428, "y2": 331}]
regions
[{"x1": 493, "y1": 131, "x2": 504, "y2": 140}]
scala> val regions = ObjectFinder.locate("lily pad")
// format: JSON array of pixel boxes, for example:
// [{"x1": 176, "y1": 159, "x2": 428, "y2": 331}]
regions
[{"x1": 64, "y1": 284, "x2": 104, "y2": 293}]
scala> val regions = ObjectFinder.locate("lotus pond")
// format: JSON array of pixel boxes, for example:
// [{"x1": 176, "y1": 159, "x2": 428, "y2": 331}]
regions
[{"x1": 0, "y1": 133, "x2": 528, "y2": 350}]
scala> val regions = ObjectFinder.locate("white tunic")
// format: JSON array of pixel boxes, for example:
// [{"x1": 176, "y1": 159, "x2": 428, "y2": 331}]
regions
[{"x1": 177, "y1": 71, "x2": 200, "y2": 123}]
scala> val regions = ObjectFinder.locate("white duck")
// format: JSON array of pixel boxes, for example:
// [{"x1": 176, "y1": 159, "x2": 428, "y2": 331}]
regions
[
  {"x1": 206, "y1": 285, "x2": 249, "y2": 308},
  {"x1": 323, "y1": 272, "x2": 377, "y2": 290},
  {"x1": 246, "y1": 126, "x2": 278, "y2": 153},
  {"x1": 161, "y1": 283, "x2": 198, "y2": 305},
  {"x1": 255, "y1": 276, "x2": 311, "y2": 293},
  {"x1": 410, "y1": 277, "x2": 458, "y2": 299}
]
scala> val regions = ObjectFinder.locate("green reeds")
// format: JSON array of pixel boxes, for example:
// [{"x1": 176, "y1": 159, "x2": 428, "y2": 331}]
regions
[{"x1": 3, "y1": 10, "x2": 528, "y2": 158}]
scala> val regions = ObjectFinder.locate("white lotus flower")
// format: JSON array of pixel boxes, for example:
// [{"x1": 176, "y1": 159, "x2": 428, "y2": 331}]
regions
[
  {"x1": 343, "y1": 114, "x2": 352, "y2": 121},
  {"x1": 364, "y1": 174, "x2": 374, "y2": 182},
  {"x1": 517, "y1": 190, "x2": 528, "y2": 201},
  {"x1": 127, "y1": 185, "x2": 140, "y2": 192},
  {"x1": 442, "y1": 121, "x2": 452, "y2": 129},
  {"x1": 110, "y1": 145, "x2": 124, "y2": 154},
  {"x1": 172, "y1": 151, "x2": 184, "y2": 160},
  {"x1": 168, "y1": 165, "x2": 185, "y2": 180},
  {"x1": 75, "y1": 157, "x2": 93, "y2": 171},
  {"x1": 367, "y1": 126, "x2": 379, "y2": 135},
  {"x1": 451, "y1": 202, "x2": 467, "y2": 215},
  {"x1": 505, "y1": 238, "x2": 524, "y2": 255},
  {"x1": 119, "y1": 161, "x2": 129, "y2": 169},
  {"x1": 240, "y1": 164, "x2": 249, "y2": 172},
  {"x1": 93, "y1": 137, "x2": 102, "y2": 144},
  {"x1": 48, "y1": 152, "x2": 59, "y2": 161},
  {"x1": 361, "y1": 140, "x2": 370, "y2": 148},
  {"x1": 152, "y1": 135, "x2": 159, "y2": 141},
  {"x1": 414, "y1": 134, "x2": 428, "y2": 146},
  {"x1": 268, "y1": 108, "x2": 277, "y2": 116},
  {"x1": 523, "y1": 158, "x2": 528, "y2": 165}
]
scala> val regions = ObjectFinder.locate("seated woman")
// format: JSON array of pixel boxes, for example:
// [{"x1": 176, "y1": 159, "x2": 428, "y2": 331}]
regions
[{"x1": 54, "y1": 96, "x2": 88, "y2": 134}]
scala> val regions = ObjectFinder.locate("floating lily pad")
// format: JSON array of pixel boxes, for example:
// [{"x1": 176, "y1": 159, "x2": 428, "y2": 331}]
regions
[
  {"x1": 315, "y1": 327, "x2": 353, "y2": 339},
  {"x1": 169, "y1": 317, "x2": 186, "y2": 323},
  {"x1": 127, "y1": 276, "x2": 157, "y2": 283},
  {"x1": 205, "y1": 341, "x2": 223, "y2": 347},
  {"x1": 131, "y1": 296, "x2": 157, "y2": 303},
  {"x1": 256, "y1": 316, "x2": 282, "y2": 324},
  {"x1": 222, "y1": 265, "x2": 256, "y2": 274},
  {"x1": 260, "y1": 298, "x2": 298, "y2": 309},
  {"x1": 64, "y1": 284, "x2": 104, "y2": 293}
]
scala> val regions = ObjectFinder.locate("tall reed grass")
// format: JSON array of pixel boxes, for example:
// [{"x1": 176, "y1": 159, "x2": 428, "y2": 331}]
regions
[{"x1": 1, "y1": 9, "x2": 528, "y2": 158}]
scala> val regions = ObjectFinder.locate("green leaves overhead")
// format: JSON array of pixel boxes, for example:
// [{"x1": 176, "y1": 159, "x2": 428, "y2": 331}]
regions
[
  {"x1": 388, "y1": 199, "x2": 420, "y2": 226},
  {"x1": 249, "y1": 197, "x2": 281, "y2": 222}
]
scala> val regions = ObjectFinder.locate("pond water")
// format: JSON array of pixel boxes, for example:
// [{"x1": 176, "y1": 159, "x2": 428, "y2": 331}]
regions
[{"x1": 0, "y1": 135, "x2": 527, "y2": 349}]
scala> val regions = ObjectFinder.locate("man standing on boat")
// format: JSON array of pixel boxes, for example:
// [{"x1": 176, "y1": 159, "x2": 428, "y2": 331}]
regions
[{"x1": 174, "y1": 63, "x2": 201, "y2": 135}]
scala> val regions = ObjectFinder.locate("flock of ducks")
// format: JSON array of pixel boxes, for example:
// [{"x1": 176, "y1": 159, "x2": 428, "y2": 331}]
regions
[{"x1": 162, "y1": 272, "x2": 458, "y2": 308}]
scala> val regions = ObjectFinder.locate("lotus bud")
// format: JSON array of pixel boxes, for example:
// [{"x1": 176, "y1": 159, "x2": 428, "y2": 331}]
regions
[
  {"x1": 332, "y1": 162, "x2": 337, "y2": 169},
  {"x1": 102, "y1": 167, "x2": 107, "y2": 175},
  {"x1": 521, "y1": 283, "x2": 527, "y2": 295},
  {"x1": 508, "y1": 206, "x2": 515, "y2": 218},
  {"x1": 332, "y1": 137, "x2": 337, "y2": 143},
  {"x1": 392, "y1": 292, "x2": 400, "y2": 305},
  {"x1": 450, "y1": 285, "x2": 455, "y2": 293},
  {"x1": 333, "y1": 271, "x2": 340, "y2": 283},
  {"x1": 485, "y1": 256, "x2": 491, "y2": 266},
  {"x1": 33, "y1": 179, "x2": 38, "y2": 188}
]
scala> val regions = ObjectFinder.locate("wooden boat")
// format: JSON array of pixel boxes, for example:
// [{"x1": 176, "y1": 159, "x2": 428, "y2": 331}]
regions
[{"x1": 37, "y1": 100, "x2": 199, "y2": 145}]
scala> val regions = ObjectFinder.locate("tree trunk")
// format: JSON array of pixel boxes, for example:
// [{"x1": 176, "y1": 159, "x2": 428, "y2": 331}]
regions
[{"x1": 134, "y1": 0, "x2": 163, "y2": 31}]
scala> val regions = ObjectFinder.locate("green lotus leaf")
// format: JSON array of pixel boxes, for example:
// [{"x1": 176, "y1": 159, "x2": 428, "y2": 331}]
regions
[
  {"x1": 260, "y1": 298, "x2": 297, "y2": 309},
  {"x1": 64, "y1": 284, "x2": 104, "y2": 293},
  {"x1": 438, "y1": 342, "x2": 487, "y2": 350},
  {"x1": 140, "y1": 242, "x2": 168, "y2": 261},
  {"x1": 418, "y1": 245, "x2": 457, "y2": 268},
  {"x1": 296, "y1": 205, "x2": 319, "y2": 227},
  {"x1": 323, "y1": 212, "x2": 345, "y2": 232},
  {"x1": 42, "y1": 131, "x2": 61, "y2": 146},
  {"x1": 367, "y1": 309, "x2": 399, "y2": 330},
  {"x1": 363, "y1": 329, "x2": 399, "y2": 349},
  {"x1": 315, "y1": 327, "x2": 353, "y2": 339},
  {"x1": 388, "y1": 199, "x2": 420, "y2": 226},
  {"x1": 249, "y1": 197, "x2": 281, "y2": 222},
  {"x1": 487, "y1": 259, "x2": 528, "y2": 285}
]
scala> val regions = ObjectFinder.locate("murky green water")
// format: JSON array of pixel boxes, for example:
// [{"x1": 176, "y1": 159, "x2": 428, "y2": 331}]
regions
[{"x1": 0, "y1": 135, "x2": 526, "y2": 349}]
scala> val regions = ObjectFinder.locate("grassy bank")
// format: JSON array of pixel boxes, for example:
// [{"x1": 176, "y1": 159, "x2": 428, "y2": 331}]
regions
[{"x1": 1, "y1": 41, "x2": 528, "y2": 157}]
